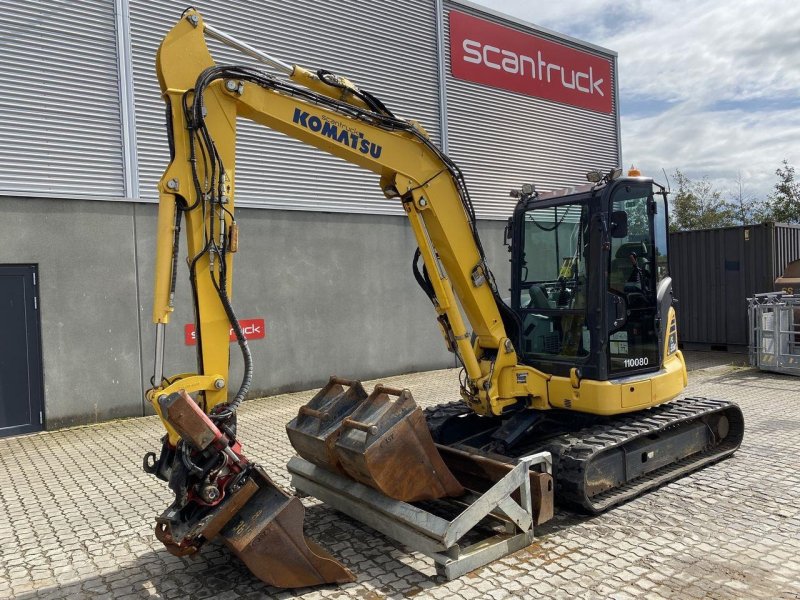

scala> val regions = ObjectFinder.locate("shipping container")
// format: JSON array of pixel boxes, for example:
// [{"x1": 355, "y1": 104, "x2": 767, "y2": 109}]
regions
[{"x1": 669, "y1": 223, "x2": 800, "y2": 350}]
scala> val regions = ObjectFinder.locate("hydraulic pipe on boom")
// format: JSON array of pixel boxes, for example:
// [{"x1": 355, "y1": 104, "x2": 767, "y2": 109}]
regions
[{"x1": 145, "y1": 8, "x2": 548, "y2": 587}]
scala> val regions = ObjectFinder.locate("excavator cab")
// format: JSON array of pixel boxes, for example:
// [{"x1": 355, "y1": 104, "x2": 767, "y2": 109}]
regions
[{"x1": 508, "y1": 173, "x2": 673, "y2": 381}]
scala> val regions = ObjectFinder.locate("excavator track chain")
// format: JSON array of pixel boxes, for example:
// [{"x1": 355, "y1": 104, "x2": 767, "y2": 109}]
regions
[
  {"x1": 424, "y1": 397, "x2": 744, "y2": 514},
  {"x1": 550, "y1": 397, "x2": 744, "y2": 513}
]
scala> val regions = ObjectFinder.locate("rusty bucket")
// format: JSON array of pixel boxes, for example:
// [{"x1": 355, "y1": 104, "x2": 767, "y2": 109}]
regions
[
  {"x1": 334, "y1": 385, "x2": 465, "y2": 502},
  {"x1": 218, "y1": 466, "x2": 355, "y2": 588},
  {"x1": 152, "y1": 390, "x2": 353, "y2": 589},
  {"x1": 286, "y1": 377, "x2": 368, "y2": 475}
]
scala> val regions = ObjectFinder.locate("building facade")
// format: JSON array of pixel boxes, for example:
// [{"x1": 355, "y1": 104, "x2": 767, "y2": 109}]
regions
[{"x1": 0, "y1": 0, "x2": 619, "y2": 432}]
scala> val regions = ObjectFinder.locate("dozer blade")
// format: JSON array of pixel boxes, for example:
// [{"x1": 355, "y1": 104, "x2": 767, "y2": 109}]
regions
[
  {"x1": 286, "y1": 377, "x2": 368, "y2": 475},
  {"x1": 334, "y1": 385, "x2": 465, "y2": 502},
  {"x1": 218, "y1": 466, "x2": 355, "y2": 588}
]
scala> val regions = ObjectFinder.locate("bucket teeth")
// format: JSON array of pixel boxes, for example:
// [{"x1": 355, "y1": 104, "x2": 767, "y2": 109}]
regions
[
  {"x1": 150, "y1": 390, "x2": 353, "y2": 589},
  {"x1": 288, "y1": 380, "x2": 464, "y2": 502}
]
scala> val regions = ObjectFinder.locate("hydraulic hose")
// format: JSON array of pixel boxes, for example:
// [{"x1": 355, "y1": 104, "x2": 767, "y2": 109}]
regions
[{"x1": 214, "y1": 289, "x2": 252, "y2": 419}]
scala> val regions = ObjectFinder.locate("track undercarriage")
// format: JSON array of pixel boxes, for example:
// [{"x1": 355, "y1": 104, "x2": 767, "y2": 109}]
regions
[{"x1": 425, "y1": 397, "x2": 745, "y2": 514}]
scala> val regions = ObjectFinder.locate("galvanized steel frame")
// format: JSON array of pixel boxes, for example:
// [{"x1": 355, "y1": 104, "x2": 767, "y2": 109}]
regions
[
  {"x1": 748, "y1": 293, "x2": 800, "y2": 376},
  {"x1": 287, "y1": 451, "x2": 552, "y2": 580}
]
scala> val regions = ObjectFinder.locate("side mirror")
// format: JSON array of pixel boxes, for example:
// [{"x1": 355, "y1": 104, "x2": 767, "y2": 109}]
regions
[
  {"x1": 503, "y1": 217, "x2": 513, "y2": 248},
  {"x1": 610, "y1": 210, "x2": 628, "y2": 238}
]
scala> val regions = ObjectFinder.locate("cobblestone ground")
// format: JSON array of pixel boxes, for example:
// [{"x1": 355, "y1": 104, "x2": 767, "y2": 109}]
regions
[{"x1": 0, "y1": 352, "x2": 798, "y2": 599}]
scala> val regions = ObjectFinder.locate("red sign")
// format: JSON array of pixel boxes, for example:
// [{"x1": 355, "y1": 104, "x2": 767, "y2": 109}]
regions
[
  {"x1": 184, "y1": 319, "x2": 266, "y2": 345},
  {"x1": 449, "y1": 10, "x2": 613, "y2": 114}
]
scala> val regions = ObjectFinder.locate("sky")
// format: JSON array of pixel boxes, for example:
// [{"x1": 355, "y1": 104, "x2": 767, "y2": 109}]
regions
[{"x1": 470, "y1": 0, "x2": 800, "y2": 201}]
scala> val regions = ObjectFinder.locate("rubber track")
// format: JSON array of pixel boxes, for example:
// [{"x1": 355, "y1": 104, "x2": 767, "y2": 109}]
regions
[{"x1": 424, "y1": 397, "x2": 744, "y2": 515}]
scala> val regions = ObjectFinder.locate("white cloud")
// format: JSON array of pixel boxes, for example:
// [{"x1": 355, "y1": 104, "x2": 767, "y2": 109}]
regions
[
  {"x1": 623, "y1": 103, "x2": 800, "y2": 196},
  {"x1": 471, "y1": 0, "x2": 800, "y2": 199}
]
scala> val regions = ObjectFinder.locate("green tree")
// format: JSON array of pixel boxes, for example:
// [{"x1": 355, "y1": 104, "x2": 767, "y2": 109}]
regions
[
  {"x1": 669, "y1": 170, "x2": 736, "y2": 232},
  {"x1": 762, "y1": 160, "x2": 800, "y2": 224},
  {"x1": 728, "y1": 170, "x2": 762, "y2": 225}
]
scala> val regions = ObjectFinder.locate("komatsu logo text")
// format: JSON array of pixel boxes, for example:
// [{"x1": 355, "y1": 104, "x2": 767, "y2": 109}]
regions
[{"x1": 292, "y1": 109, "x2": 382, "y2": 158}]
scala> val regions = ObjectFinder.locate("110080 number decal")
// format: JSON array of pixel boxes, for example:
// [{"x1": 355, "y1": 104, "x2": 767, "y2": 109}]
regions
[{"x1": 624, "y1": 357, "x2": 649, "y2": 368}]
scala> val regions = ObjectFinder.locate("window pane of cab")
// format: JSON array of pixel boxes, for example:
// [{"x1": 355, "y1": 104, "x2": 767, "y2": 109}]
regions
[
  {"x1": 519, "y1": 202, "x2": 590, "y2": 359},
  {"x1": 654, "y1": 196, "x2": 669, "y2": 282},
  {"x1": 608, "y1": 186, "x2": 659, "y2": 374}
]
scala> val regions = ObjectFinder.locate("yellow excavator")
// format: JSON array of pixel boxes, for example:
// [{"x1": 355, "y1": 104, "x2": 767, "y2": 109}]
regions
[{"x1": 143, "y1": 9, "x2": 744, "y2": 588}]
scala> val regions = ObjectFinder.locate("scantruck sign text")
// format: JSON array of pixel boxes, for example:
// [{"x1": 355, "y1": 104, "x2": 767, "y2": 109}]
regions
[
  {"x1": 449, "y1": 10, "x2": 613, "y2": 114},
  {"x1": 184, "y1": 319, "x2": 265, "y2": 345}
]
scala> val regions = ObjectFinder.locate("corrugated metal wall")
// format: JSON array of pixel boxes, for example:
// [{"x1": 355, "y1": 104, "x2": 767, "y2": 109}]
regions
[
  {"x1": 128, "y1": 0, "x2": 441, "y2": 214},
  {"x1": 442, "y1": 0, "x2": 620, "y2": 220},
  {"x1": 773, "y1": 223, "x2": 800, "y2": 280},
  {"x1": 0, "y1": 0, "x2": 619, "y2": 219},
  {"x1": 0, "y1": 0, "x2": 125, "y2": 198},
  {"x1": 670, "y1": 223, "x2": 800, "y2": 347}
]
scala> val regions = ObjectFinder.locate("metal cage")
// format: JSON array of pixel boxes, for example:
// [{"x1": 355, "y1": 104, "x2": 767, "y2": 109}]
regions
[{"x1": 748, "y1": 293, "x2": 800, "y2": 376}]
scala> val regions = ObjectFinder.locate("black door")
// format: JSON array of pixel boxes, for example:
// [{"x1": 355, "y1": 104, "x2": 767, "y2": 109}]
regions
[{"x1": 0, "y1": 265, "x2": 44, "y2": 436}]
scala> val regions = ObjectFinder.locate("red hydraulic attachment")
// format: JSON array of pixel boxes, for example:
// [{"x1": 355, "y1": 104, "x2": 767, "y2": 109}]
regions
[{"x1": 154, "y1": 390, "x2": 354, "y2": 588}]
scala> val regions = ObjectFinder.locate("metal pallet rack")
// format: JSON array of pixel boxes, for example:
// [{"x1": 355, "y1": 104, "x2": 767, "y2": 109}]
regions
[
  {"x1": 748, "y1": 293, "x2": 800, "y2": 376},
  {"x1": 287, "y1": 451, "x2": 552, "y2": 580}
]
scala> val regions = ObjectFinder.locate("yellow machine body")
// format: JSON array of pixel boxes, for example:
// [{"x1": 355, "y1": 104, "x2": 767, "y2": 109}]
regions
[{"x1": 147, "y1": 11, "x2": 688, "y2": 441}]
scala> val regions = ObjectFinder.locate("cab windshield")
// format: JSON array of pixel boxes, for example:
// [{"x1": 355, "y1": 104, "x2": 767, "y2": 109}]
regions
[{"x1": 516, "y1": 201, "x2": 590, "y2": 360}]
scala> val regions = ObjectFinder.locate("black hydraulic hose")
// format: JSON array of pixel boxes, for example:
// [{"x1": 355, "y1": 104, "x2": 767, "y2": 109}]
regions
[
  {"x1": 179, "y1": 440, "x2": 204, "y2": 476},
  {"x1": 188, "y1": 63, "x2": 512, "y2": 402},
  {"x1": 215, "y1": 288, "x2": 253, "y2": 418},
  {"x1": 169, "y1": 209, "x2": 182, "y2": 301},
  {"x1": 412, "y1": 247, "x2": 435, "y2": 302}
]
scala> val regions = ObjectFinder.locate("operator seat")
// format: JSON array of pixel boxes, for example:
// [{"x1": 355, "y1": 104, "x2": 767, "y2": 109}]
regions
[
  {"x1": 526, "y1": 284, "x2": 550, "y2": 309},
  {"x1": 611, "y1": 242, "x2": 649, "y2": 308},
  {"x1": 610, "y1": 243, "x2": 647, "y2": 288}
]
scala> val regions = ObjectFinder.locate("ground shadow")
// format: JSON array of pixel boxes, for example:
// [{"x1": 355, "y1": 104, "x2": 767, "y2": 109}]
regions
[
  {"x1": 13, "y1": 503, "x2": 452, "y2": 600},
  {"x1": 702, "y1": 365, "x2": 798, "y2": 390}
]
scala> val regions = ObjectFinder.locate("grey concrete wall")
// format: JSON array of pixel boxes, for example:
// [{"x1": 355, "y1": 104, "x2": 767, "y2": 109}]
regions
[
  {"x1": 136, "y1": 206, "x2": 509, "y2": 412},
  {"x1": 0, "y1": 196, "x2": 509, "y2": 427},
  {"x1": 0, "y1": 197, "x2": 143, "y2": 428}
]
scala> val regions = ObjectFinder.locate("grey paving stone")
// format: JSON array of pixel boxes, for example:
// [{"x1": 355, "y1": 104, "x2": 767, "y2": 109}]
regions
[{"x1": 1, "y1": 354, "x2": 798, "y2": 599}]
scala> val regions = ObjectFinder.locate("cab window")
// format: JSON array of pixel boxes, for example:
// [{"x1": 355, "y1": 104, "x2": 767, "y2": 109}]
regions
[{"x1": 517, "y1": 201, "x2": 590, "y2": 360}]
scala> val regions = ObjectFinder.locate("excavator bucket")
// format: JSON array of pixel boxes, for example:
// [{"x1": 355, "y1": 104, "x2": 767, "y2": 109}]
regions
[
  {"x1": 285, "y1": 377, "x2": 368, "y2": 475},
  {"x1": 152, "y1": 390, "x2": 354, "y2": 589},
  {"x1": 334, "y1": 385, "x2": 465, "y2": 502},
  {"x1": 217, "y1": 466, "x2": 355, "y2": 588}
]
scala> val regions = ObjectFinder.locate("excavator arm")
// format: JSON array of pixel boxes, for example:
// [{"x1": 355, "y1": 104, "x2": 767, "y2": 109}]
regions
[{"x1": 148, "y1": 9, "x2": 550, "y2": 440}]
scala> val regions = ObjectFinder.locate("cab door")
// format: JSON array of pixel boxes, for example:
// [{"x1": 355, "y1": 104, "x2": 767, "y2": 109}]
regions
[{"x1": 607, "y1": 185, "x2": 660, "y2": 376}]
